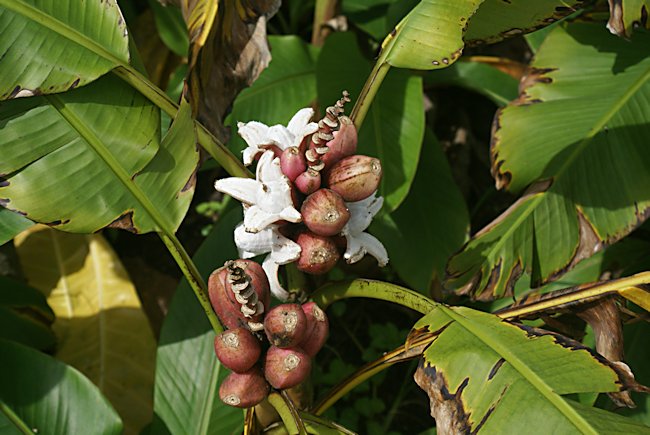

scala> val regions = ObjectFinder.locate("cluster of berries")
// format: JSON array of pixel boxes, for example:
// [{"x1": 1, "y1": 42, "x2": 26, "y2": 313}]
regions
[{"x1": 208, "y1": 260, "x2": 328, "y2": 408}]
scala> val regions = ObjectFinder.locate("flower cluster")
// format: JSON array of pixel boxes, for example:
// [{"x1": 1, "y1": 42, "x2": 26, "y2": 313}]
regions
[{"x1": 214, "y1": 94, "x2": 389, "y2": 300}]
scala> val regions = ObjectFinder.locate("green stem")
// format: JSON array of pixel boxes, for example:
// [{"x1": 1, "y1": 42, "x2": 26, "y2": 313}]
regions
[
  {"x1": 267, "y1": 392, "x2": 308, "y2": 435},
  {"x1": 159, "y1": 232, "x2": 223, "y2": 334},
  {"x1": 349, "y1": 59, "x2": 391, "y2": 129},
  {"x1": 311, "y1": 279, "x2": 436, "y2": 314},
  {"x1": 0, "y1": 402, "x2": 32, "y2": 435},
  {"x1": 311, "y1": 0, "x2": 338, "y2": 46}
]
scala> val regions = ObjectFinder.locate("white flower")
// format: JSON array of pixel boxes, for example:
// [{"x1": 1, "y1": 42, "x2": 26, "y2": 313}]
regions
[
  {"x1": 341, "y1": 192, "x2": 389, "y2": 266},
  {"x1": 215, "y1": 150, "x2": 301, "y2": 233},
  {"x1": 238, "y1": 108, "x2": 318, "y2": 166},
  {"x1": 234, "y1": 223, "x2": 301, "y2": 301}
]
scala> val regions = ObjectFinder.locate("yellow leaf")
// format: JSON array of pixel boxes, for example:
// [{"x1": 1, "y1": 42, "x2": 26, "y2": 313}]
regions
[
  {"x1": 619, "y1": 286, "x2": 650, "y2": 312},
  {"x1": 14, "y1": 226, "x2": 156, "y2": 435}
]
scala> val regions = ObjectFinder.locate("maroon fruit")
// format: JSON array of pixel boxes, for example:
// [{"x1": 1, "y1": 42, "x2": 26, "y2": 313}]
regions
[
  {"x1": 208, "y1": 259, "x2": 270, "y2": 330},
  {"x1": 321, "y1": 116, "x2": 357, "y2": 167},
  {"x1": 214, "y1": 327, "x2": 262, "y2": 373},
  {"x1": 325, "y1": 155, "x2": 382, "y2": 202},
  {"x1": 264, "y1": 304, "x2": 308, "y2": 348},
  {"x1": 300, "y1": 302, "x2": 329, "y2": 357},
  {"x1": 264, "y1": 346, "x2": 311, "y2": 389},
  {"x1": 219, "y1": 367, "x2": 269, "y2": 408},
  {"x1": 295, "y1": 231, "x2": 340, "y2": 275},
  {"x1": 301, "y1": 188, "x2": 350, "y2": 237},
  {"x1": 280, "y1": 146, "x2": 307, "y2": 182},
  {"x1": 295, "y1": 169, "x2": 321, "y2": 195}
]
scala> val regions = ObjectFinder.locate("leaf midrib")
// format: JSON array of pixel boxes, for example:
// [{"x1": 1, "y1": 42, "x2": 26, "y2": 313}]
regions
[
  {"x1": 0, "y1": 0, "x2": 128, "y2": 68},
  {"x1": 197, "y1": 352, "x2": 221, "y2": 435},
  {"x1": 45, "y1": 94, "x2": 173, "y2": 234},
  {"x1": 439, "y1": 305, "x2": 597, "y2": 434}
]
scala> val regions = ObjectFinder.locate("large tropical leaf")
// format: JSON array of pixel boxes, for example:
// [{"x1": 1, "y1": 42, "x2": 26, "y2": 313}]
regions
[
  {"x1": 0, "y1": 275, "x2": 55, "y2": 351},
  {"x1": 0, "y1": 340, "x2": 123, "y2": 435},
  {"x1": 154, "y1": 208, "x2": 243, "y2": 435},
  {"x1": 380, "y1": 0, "x2": 484, "y2": 70},
  {"x1": 372, "y1": 129, "x2": 469, "y2": 292},
  {"x1": 14, "y1": 226, "x2": 157, "y2": 435},
  {"x1": 0, "y1": 0, "x2": 129, "y2": 98},
  {"x1": 464, "y1": 0, "x2": 588, "y2": 45},
  {"x1": 607, "y1": 0, "x2": 650, "y2": 37},
  {"x1": 228, "y1": 35, "x2": 318, "y2": 155},
  {"x1": 317, "y1": 32, "x2": 424, "y2": 212},
  {"x1": 446, "y1": 23, "x2": 650, "y2": 300},
  {"x1": 0, "y1": 76, "x2": 198, "y2": 234},
  {"x1": 0, "y1": 207, "x2": 33, "y2": 246},
  {"x1": 411, "y1": 305, "x2": 650, "y2": 433}
]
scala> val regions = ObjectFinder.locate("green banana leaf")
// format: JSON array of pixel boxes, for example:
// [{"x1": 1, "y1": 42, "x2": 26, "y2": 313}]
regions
[
  {"x1": 380, "y1": 0, "x2": 484, "y2": 70},
  {"x1": 464, "y1": 0, "x2": 587, "y2": 45},
  {"x1": 154, "y1": 207, "x2": 243, "y2": 435},
  {"x1": 0, "y1": 0, "x2": 129, "y2": 98},
  {"x1": 0, "y1": 76, "x2": 198, "y2": 234},
  {"x1": 413, "y1": 305, "x2": 650, "y2": 433},
  {"x1": 372, "y1": 129, "x2": 469, "y2": 292},
  {"x1": 446, "y1": 22, "x2": 650, "y2": 300},
  {"x1": 0, "y1": 207, "x2": 33, "y2": 246},
  {"x1": 317, "y1": 32, "x2": 424, "y2": 213},
  {"x1": 0, "y1": 276, "x2": 55, "y2": 351},
  {"x1": 0, "y1": 339, "x2": 123, "y2": 435}
]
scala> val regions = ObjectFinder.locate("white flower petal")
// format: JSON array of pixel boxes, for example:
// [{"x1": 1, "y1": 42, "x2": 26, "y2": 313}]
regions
[
  {"x1": 242, "y1": 147, "x2": 258, "y2": 166},
  {"x1": 345, "y1": 193, "x2": 383, "y2": 234},
  {"x1": 234, "y1": 223, "x2": 274, "y2": 258},
  {"x1": 278, "y1": 206, "x2": 302, "y2": 224},
  {"x1": 214, "y1": 178, "x2": 259, "y2": 205},
  {"x1": 243, "y1": 206, "x2": 279, "y2": 233},
  {"x1": 238, "y1": 121, "x2": 270, "y2": 165},
  {"x1": 267, "y1": 125, "x2": 295, "y2": 151},
  {"x1": 344, "y1": 232, "x2": 389, "y2": 266},
  {"x1": 256, "y1": 151, "x2": 283, "y2": 183},
  {"x1": 270, "y1": 234, "x2": 301, "y2": 264},
  {"x1": 262, "y1": 255, "x2": 290, "y2": 301},
  {"x1": 287, "y1": 108, "x2": 315, "y2": 135}
]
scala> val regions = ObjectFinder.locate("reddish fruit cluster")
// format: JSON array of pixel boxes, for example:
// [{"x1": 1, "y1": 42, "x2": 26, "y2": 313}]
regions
[
  {"x1": 277, "y1": 94, "x2": 382, "y2": 275},
  {"x1": 209, "y1": 260, "x2": 329, "y2": 408}
]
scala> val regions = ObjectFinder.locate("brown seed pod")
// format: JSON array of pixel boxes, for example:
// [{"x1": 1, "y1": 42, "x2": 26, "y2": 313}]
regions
[
  {"x1": 219, "y1": 367, "x2": 270, "y2": 408},
  {"x1": 264, "y1": 304, "x2": 308, "y2": 348},
  {"x1": 321, "y1": 116, "x2": 357, "y2": 168},
  {"x1": 280, "y1": 146, "x2": 307, "y2": 182},
  {"x1": 214, "y1": 327, "x2": 262, "y2": 373},
  {"x1": 264, "y1": 346, "x2": 312, "y2": 390},
  {"x1": 301, "y1": 188, "x2": 350, "y2": 237},
  {"x1": 295, "y1": 169, "x2": 321, "y2": 195},
  {"x1": 325, "y1": 155, "x2": 382, "y2": 202},
  {"x1": 300, "y1": 302, "x2": 329, "y2": 357},
  {"x1": 295, "y1": 231, "x2": 340, "y2": 275},
  {"x1": 208, "y1": 259, "x2": 270, "y2": 330}
]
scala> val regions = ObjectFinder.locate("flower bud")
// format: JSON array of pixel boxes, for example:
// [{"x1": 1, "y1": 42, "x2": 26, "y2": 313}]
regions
[
  {"x1": 321, "y1": 116, "x2": 357, "y2": 167},
  {"x1": 295, "y1": 231, "x2": 340, "y2": 275},
  {"x1": 264, "y1": 346, "x2": 311, "y2": 390},
  {"x1": 301, "y1": 188, "x2": 350, "y2": 237},
  {"x1": 295, "y1": 169, "x2": 321, "y2": 195},
  {"x1": 219, "y1": 367, "x2": 269, "y2": 408},
  {"x1": 300, "y1": 302, "x2": 329, "y2": 357},
  {"x1": 280, "y1": 146, "x2": 307, "y2": 182},
  {"x1": 325, "y1": 155, "x2": 382, "y2": 202},
  {"x1": 264, "y1": 304, "x2": 308, "y2": 348},
  {"x1": 214, "y1": 327, "x2": 262, "y2": 373},
  {"x1": 208, "y1": 260, "x2": 270, "y2": 330}
]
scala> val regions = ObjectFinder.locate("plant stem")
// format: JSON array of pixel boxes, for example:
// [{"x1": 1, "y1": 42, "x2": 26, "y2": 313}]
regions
[
  {"x1": 159, "y1": 232, "x2": 223, "y2": 334},
  {"x1": 311, "y1": 0, "x2": 338, "y2": 46},
  {"x1": 350, "y1": 59, "x2": 391, "y2": 129},
  {"x1": 268, "y1": 392, "x2": 308, "y2": 435},
  {"x1": 311, "y1": 279, "x2": 436, "y2": 314},
  {"x1": 111, "y1": 67, "x2": 252, "y2": 179},
  {"x1": 0, "y1": 402, "x2": 32, "y2": 435}
]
